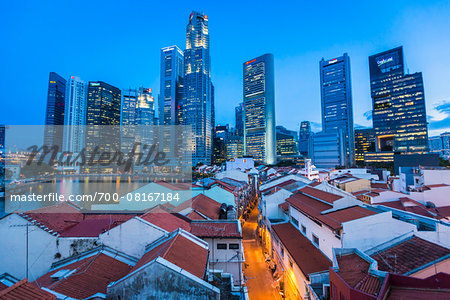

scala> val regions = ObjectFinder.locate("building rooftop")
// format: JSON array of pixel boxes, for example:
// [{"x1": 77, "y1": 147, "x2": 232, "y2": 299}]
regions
[
  {"x1": 371, "y1": 236, "x2": 450, "y2": 275},
  {"x1": 271, "y1": 222, "x2": 331, "y2": 277},
  {"x1": 377, "y1": 197, "x2": 439, "y2": 219},
  {"x1": 190, "y1": 220, "x2": 241, "y2": 238},
  {"x1": 59, "y1": 215, "x2": 134, "y2": 237},
  {"x1": 286, "y1": 192, "x2": 333, "y2": 219},
  {"x1": 140, "y1": 207, "x2": 191, "y2": 232},
  {"x1": 34, "y1": 250, "x2": 134, "y2": 299},
  {"x1": 132, "y1": 230, "x2": 208, "y2": 279},
  {"x1": 318, "y1": 206, "x2": 378, "y2": 230},
  {"x1": 173, "y1": 194, "x2": 222, "y2": 220},
  {"x1": 298, "y1": 186, "x2": 343, "y2": 204},
  {"x1": 0, "y1": 279, "x2": 55, "y2": 300}
]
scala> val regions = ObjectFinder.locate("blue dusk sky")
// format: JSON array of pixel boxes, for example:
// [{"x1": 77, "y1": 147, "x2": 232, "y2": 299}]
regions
[{"x1": 1, "y1": 0, "x2": 449, "y2": 136}]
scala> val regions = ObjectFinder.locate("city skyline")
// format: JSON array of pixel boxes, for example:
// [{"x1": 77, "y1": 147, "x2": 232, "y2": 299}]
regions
[{"x1": 1, "y1": 1, "x2": 450, "y2": 137}]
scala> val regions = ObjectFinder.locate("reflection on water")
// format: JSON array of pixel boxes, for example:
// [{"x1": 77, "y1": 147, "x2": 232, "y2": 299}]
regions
[{"x1": 6, "y1": 176, "x2": 149, "y2": 212}]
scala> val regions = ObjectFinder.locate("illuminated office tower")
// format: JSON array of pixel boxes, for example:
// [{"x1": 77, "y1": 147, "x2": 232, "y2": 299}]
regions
[
  {"x1": 298, "y1": 121, "x2": 311, "y2": 157},
  {"x1": 85, "y1": 81, "x2": 121, "y2": 172},
  {"x1": 44, "y1": 72, "x2": 66, "y2": 148},
  {"x1": 160, "y1": 46, "x2": 184, "y2": 125},
  {"x1": 183, "y1": 11, "x2": 212, "y2": 165},
  {"x1": 320, "y1": 54, "x2": 354, "y2": 167},
  {"x1": 354, "y1": 128, "x2": 375, "y2": 165},
  {"x1": 243, "y1": 54, "x2": 276, "y2": 165},
  {"x1": 369, "y1": 46, "x2": 428, "y2": 154},
  {"x1": 63, "y1": 76, "x2": 87, "y2": 153}
]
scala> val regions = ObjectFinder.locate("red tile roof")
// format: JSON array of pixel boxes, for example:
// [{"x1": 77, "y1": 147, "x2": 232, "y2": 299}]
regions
[
  {"x1": 370, "y1": 182, "x2": 388, "y2": 189},
  {"x1": 308, "y1": 181, "x2": 321, "y2": 187},
  {"x1": 377, "y1": 197, "x2": 440, "y2": 219},
  {"x1": 334, "y1": 252, "x2": 383, "y2": 297},
  {"x1": 286, "y1": 193, "x2": 333, "y2": 219},
  {"x1": 190, "y1": 221, "x2": 241, "y2": 238},
  {"x1": 19, "y1": 202, "x2": 84, "y2": 234},
  {"x1": 173, "y1": 194, "x2": 221, "y2": 220},
  {"x1": 0, "y1": 279, "x2": 55, "y2": 300},
  {"x1": 140, "y1": 207, "x2": 191, "y2": 232},
  {"x1": 34, "y1": 253, "x2": 133, "y2": 299},
  {"x1": 59, "y1": 215, "x2": 134, "y2": 237},
  {"x1": 425, "y1": 184, "x2": 449, "y2": 189},
  {"x1": 0, "y1": 283, "x2": 7, "y2": 292},
  {"x1": 132, "y1": 232, "x2": 208, "y2": 279},
  {"x1": 278, "y1": 202, "x2": 289, "y2": 212},
  {"x1": 298, "y1": 186, "x2": 342, "y2": 204},
  {"x1": 371, "y1": 236, "x2": 450, "y2": 274},
  {"x1": 317, "y1": 206, "x2": 377, "y2": 230},
  {"x1": 271, "y1": 223, "x2": 331, "y2": 276},
  {"x1": 187, "y1": 210, "x2": 208, "y2": 220}
]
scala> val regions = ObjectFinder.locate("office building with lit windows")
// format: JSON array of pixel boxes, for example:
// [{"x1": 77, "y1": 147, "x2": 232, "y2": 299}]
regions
[
  {"x1": 160, "y1": 46, "x2": 184, "y2": 125},
  {"x1": 183, "y1": 11, "x2": 212, "y2": 165},
  {"x1": 63, "y1": 76, "x2": 87, "y2": 153},
  {"x1": 243, "y1": 54, "x2": 276, "y2": 165},
  {"x1": 235, "y1": 103, "x2": 244, "y2": 137},
  {"x1": 354, "y1": 128, "x2": 375, "y2": 166},
  {"x1": 311, "y1": 130, "x2": 345, "y2": 168},
  {"x1": 85, "y1": 81, "x2": 121, "y2": 172},
  {"x1": 319, "y1": 54, "x2": 354, "y2": 167},
  {"x1": 44, "y1": 72, "x2": 66, "y2": 148},
  {"x1": 369, "y1": 46, "x2": 428, "y2": 156}
]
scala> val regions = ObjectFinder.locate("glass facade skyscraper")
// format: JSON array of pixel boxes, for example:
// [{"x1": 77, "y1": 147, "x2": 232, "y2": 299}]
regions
[
  {"x1": 183, "y1": 11, "x2": 212, "y2": 165},
  {"x1": 243, "y1": 54, "x2": 276, "y2": 165},
  {"x1": 44, "y1": 72, "x2": 66, "y2": 148},
  {"x1": 319, "y1": 53, "x2": 354, "y2": 167},
  {"x1": 63, "y1": 76, "x2": 87, "y2": 153},
  {"x1": 160, "y1": 46, "x2": 184, "y2": 125},
  {"x1": 235, "y1": 103, "x2": 244, "y2": 137},
  {"x1": 298, "y1": 121, "x2": 311, "y2": 157},
  {"x1": 369, "y1": 46, "x2": 428, "y2": 153}
]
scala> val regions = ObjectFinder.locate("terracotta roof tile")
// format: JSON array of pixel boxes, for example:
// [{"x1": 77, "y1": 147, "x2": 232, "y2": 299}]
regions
[
  {"x1": 260, "y1": 179, "x2": 298, "y2": 193},
  {"x1": 34, "y1": 253, "x2": 133, "y2": 299},
  {"x1": 0, "y1": 279, "x2": 55, "y2": 300},
  {"x1": 190, "y1": 221, "x2": 241, "y2": 238},
  {"x1": 286, "y1": 193, "x2": 333, "y2": 219},
  {"x1": 59, "y1": 215, "x2": 134, "y2": 237},
  {"x1": 140, "y1": 207, "x2": 191, "y2": 232},
  {"x1": 132, "y1": 232, "x2": 208, "y2": 279},
  {"x1": 173, "y1": 194, "x2": 222, "y2": 220},
  {"x1": 371, "y1": 236, "x2": 450, "y2": 274},
  {"x1": 271, "y1": 223, "x2": 331, "y2": 276},
  {"x1": 278, "y1": 202, "x2": 289, "y2": 212},
  {"x1": 298, "y1": 186, "x2": 342, "y2": 204},
  {"x1": 317, "y1": 206, "x2": 377, "y2": 230}
]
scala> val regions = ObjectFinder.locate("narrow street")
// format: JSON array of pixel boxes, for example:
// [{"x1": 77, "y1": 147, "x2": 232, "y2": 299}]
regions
[{"x1": 242, "y1": 208, "x2": 282, "y2": 300}]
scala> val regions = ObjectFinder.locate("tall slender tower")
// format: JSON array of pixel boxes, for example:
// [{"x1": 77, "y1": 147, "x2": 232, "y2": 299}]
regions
[
  {"x1": 44, "y1": 72, "x2": 66, "y2": 148},
  {"x1": 183, "y1": 11, "x2": 212, "y2": 165},
  {"x1": 243, "y1": 54, "x2": 276, "y2": 165},
  {"x1": 319, "y1": 53, "x2": 354, "y2": 167},
  {"x1": 63, "y1": 76, "x2": 87, "y2": 153},
  {"x1": 160, "y1": 46, "x2": 184, "y2": 125}
]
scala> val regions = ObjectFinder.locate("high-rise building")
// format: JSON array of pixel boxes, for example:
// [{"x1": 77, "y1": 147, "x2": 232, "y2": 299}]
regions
[
  {"x1": 63, "y1": 76, "x2": 87, "y2": 153},
  {"x1": 226, "y1": 135, "x2": 244, "y2": 161},
  {"x1": 429, "y1": 132, "x2": 450, "y2": 159},
  {"x1": 212, "y1": 125, "x2": 228, "y2": 165},
  {"x1": 243, "y1": 54, "x2": 276, "y2": 165},
  {"x1": 85, "y1": 81, "x2": 121, "y2": 172},
  {"x1": 276, "y1": 126, "x2": 298, "y2": 156},
  {"x1": 298, "y1": 121, "x2": 311, "y2": 157},
  {"x1": 369, "y1": 46, "x2": 428, "y2": 154},
  {"x1": 122, "y1": 88, "x2": 155, "y2": 127},
  {"x1": 311, "y1": 130, "x2": 345, "y2": 168},
  {"x1": 183, "y1": 11, "x2": 212, "y2": 165},
  {"x1": 235, "y1": 103, "x2": 244, "y2": 137},
  {"x1": 122, "y1": 88, "x2": 139, "y2": 126},
  {"x1": 160, "y1": 46, "x2": 184, "y2": 125},
  {"x1": 44, "y1": 72, "x2": 66, "y2": 148},
  {"x1": 354, "y1": 128, "x2": 375, "y2": 166},
  {"x1": 320, "y1": 54, "x2": 354, "y2": 167}
]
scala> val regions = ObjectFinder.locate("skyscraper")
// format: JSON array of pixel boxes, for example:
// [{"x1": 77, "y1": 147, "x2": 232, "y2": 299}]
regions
[
  {"x1": 311, "y1": 130, "x2": 345, "y2": 168},
  {"x1": 298, "y1": 121, "x2": 311, "y2": 157},
  {"x1": 160, "y1": 46, "x2": 184, "y2": 125},
  {"x1": 63, "y1": 76, "x2": 87, "y2": 153},
  {"x1": 243, "y1": 54, "x2": 276, "y2": 165},
  {"x1": 44, "y1": 72, "x2": 66, "y2": 148},
  {"x1": 276, "y1": 126, "x2": 299, "y2": 163},
  {"x1": 235, "y1": 103, "x2": 244, "y2": 137},
  {"x1": 319, "y1": 53, "x2": 354, "y2": 167},
  {"x1": 183, "y1": 11, "x2": 212, "y2": 165},
  {"x1": 354, "y1": 128, "x2": 375, "y2": 166},
  {"x1": 369, "y1": 46, "x2": 428, "y2": 154},
  {"x1": 85, "y1": 81, "x2": 121, "y2": 172},
  {"x1": 122, "y1": 87, "x2": 155, "y2": 126}
]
